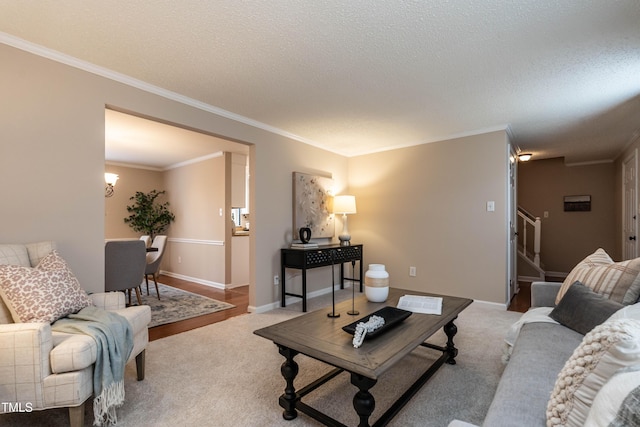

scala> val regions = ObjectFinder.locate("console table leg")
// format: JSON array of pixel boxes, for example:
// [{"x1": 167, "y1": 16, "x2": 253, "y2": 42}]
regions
[
  {"x1": 278, "y1": 346, "x2": 300, "y2": 420},
  {"x1": 351, "y1": 373, "x2": 377, "y2": 427},
  {"x1": 444, "y1": 317, "x2": 459, "y2": 365}
]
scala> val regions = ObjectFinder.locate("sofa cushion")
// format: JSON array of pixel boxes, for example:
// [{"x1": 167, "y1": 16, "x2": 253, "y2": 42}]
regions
[
  {"x1": 584, "y1": 366, "x2": 640, "y2": 427},
  {"x1": 0, "y1": 244, "x2": 31, "y2": 267},
  {"x1": 50, "y1": 331, "x2": 97, "y2": 373},
  {"x1": 547, "y1": 318, "x2": 640, "y2": 427},
  {"x1": 483, "y1": 322, "x2": 583, "y2": 427},
  {"x1": 556, "y1": 248, "x2": 640, "y2": 305},
  {"x1": 550, "y1": 281, "x2": 624, "y2": 335},
  {"x1": 0, "y1": 250, "x2": 93, "y2": 323},
  {"x1": 25, "y1": 241, "x2": 57, "y2": 267}
]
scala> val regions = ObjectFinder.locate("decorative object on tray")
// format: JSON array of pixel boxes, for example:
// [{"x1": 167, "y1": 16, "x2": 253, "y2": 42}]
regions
[
  {"x1": 397, "y1": 294, "x2": 443, "y2": 315},
  {"x1": 342, "y1": 306, "x2": 412, "y2": 347},
  {"x1": 351, "y1": 315, "x2": 385, "y2": 348},
  {"x1": 364, "y1": 263, "x2": 389, "y2": 302}
]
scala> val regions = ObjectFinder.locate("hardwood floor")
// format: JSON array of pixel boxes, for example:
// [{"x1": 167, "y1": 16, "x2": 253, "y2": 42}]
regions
[
  {"x1": 148, "y1": 274, "x2": 249, "y2": 341},
  {"x1": 508, "y1": 281, "x2": 531, "y2": 313}
]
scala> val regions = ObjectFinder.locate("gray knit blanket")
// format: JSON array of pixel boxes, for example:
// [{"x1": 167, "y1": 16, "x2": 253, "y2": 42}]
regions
[{"x1": 53, "y1": 306, "x2": 133, "y2": 426}]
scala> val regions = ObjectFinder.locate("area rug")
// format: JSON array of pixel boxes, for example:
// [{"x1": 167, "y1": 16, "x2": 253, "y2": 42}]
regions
[{"x1": 139, "y1": 283, "x2": 235, "y2": 328}]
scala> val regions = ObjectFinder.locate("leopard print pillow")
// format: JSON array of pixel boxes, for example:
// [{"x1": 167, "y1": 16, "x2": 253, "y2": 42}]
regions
[{"x1": 0, "y1": 250, "x2": 93, "y2": 323}]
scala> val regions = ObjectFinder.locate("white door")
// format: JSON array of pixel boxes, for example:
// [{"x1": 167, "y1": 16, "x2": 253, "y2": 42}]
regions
[
  {"x1": 623, "y1": 149, "x2": 638, "y2": 260},
  {"x1": 507, "y1": 146, "x2": 518, "y2": 303}
]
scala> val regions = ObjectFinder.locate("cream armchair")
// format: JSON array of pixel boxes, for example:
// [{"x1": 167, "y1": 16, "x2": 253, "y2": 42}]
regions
[{"x1": 0, "y1": 241, "x2": 151, "y2": 427}]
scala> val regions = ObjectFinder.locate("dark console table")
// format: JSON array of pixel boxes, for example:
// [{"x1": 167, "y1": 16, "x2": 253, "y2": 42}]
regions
[{"x1": 281, "y1": 244, "x2": 363, "y2": 312}]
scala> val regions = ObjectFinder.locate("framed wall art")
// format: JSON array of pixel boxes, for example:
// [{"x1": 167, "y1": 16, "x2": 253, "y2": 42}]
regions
[
  {"x1": 564, "y1": 195, "x2": 591, "y2": 212},
  {"x1": 293, "y1": 172, "x2": 334, "y2": 240}
]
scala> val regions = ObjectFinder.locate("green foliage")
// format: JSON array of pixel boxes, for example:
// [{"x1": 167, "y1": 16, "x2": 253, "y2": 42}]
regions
[{"x1": 124, "y1": 190, "x2": 175, "y2": 239}]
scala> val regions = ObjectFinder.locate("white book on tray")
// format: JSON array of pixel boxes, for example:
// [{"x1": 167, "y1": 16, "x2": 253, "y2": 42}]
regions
[{"x1": 397, "y1": 295, "x2": 443, "y2": 315}]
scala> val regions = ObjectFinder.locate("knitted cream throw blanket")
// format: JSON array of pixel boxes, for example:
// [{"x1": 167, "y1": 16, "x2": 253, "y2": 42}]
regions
[{"x1": 53, "y1": 306, "x2": 133, "y2": 426}]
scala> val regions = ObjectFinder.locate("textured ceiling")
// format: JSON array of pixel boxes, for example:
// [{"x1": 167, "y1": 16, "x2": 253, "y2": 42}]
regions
[{"x1": 1, "y1": 0, "x2": 639, "y2": 164}]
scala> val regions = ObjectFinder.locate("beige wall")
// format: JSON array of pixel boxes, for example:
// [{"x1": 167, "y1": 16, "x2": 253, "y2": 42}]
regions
[
  {"x1": 163, "y1": 154, "x2": 227, "y2": 285},
  {"x1": 348, "y1": 131, "x2": 510, "y2": 304},
  {"x1": 106, "y1": 154, "x2": 248, "y2": 288},
  {"x1": 518, "y1": 157, "x2": 616, "y2": 272},
  {"x1": 1, "y1": 43, "x2": 347, "y2": 309},
  {"x1": 104, "y1": 165, "x2": 164, "y2": 239},
  {"x1": 1, "y1": 42, "x2": 514, "y2": 307}
]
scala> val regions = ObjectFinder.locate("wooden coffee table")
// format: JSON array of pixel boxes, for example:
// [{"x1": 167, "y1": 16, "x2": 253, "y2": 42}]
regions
[{"x1": 254, "y1": 288, "x2": 473, "y2": 427}]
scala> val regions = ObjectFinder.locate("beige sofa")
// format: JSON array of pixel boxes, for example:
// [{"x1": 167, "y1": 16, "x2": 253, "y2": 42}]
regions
[{"x1": 0, "y1": 241, "x2": 151, "y2": 427}]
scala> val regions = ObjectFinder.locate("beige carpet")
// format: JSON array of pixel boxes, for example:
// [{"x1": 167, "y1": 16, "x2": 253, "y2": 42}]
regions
[{"x1": 0, "y1": 289, "x2": 521, "y2": 427}]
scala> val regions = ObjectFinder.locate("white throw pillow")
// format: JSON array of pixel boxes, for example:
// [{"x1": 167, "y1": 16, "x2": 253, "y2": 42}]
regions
[
  {"x1": 546, "y1": 318, "x2": 640, "y2": 427},
  {"x1": 608, "y1": 301, "x2": 640, "y2": 322},
  {"x1": 584, "y1": 366, "x2": 640, "y2": 427},
  {"x1": 556, "y1": 248, "x2": 640, "y2": 305}
]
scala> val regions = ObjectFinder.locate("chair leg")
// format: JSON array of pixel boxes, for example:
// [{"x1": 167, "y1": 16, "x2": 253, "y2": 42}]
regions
[
  {"x1": 144, "y1": 274, "x2": 150, "y2": 295},
  {"x1": 127, "y1": 289, "x2": 132, "y2": 306},
  {"x1": 135, "y1": 349, "x2": 146, "y2": 381},
  {"x1": 134, "y1": 286, "x2": 143, "y2": 305},
  {"x1": 68, "y1": 402, "x2": 85, "y2": 427},
  {"x1": 153, "y1": 273, "x2": 160, "y2": 300}
]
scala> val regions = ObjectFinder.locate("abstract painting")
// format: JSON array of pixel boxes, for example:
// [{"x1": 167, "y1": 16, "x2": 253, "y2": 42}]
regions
[{"x1": 293, "y1": 172, "x2": 334, "y2": 240}]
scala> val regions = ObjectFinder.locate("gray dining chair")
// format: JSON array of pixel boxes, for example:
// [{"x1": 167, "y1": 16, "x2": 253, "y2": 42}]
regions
[
  {"x1": 105, "y1": 240, "x2": 147, "y2": 305},
  {"x1": 145, "y1": 235, "x2": 167, "y2": 299}
]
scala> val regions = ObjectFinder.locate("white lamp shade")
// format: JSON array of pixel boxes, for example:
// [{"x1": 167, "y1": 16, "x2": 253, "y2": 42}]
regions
[
  {"x1": 104, "y1": 173, "x2": 119, "y2": 186},
  {"x1": 334, "y1": 195, "x2": 357, "y2": 214}
]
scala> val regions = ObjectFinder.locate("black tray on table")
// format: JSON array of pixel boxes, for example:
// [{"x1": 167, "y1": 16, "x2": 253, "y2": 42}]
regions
[{"x1": 342, "y1": 306, "x2": 412, "y2": 339}]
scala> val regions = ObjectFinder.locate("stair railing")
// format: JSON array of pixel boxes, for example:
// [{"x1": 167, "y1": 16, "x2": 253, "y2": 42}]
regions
[{"x1": 518, "y1": 207, "x2": 541, "y2": 267}]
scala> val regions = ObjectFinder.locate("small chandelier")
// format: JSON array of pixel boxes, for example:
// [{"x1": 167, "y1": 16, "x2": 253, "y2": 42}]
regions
[{"x1": 105, "y1": 173, "x2": 119, "y2": 197}]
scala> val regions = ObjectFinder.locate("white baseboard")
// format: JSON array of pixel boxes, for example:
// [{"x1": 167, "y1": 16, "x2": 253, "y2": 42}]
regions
[
  {"x1": 250, "y1": 287, "x2": 511, "y2": 313},
  {"x1": 160, "y1": 270, "x2": 238, "y2": 290},
  {"x1": 250, "y1": 284, "x2": 341, "y2": 314}
]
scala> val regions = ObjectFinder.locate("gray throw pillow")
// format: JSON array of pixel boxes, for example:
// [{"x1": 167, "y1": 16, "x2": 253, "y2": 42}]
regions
[{"x1": 550, "y1": 281, "x2": 624, "y2": 335}]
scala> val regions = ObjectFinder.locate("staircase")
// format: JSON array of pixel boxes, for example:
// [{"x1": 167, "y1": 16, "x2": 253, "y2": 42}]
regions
[{"x1": 517, "y1": 207, "x2": 545, "y2": 281}]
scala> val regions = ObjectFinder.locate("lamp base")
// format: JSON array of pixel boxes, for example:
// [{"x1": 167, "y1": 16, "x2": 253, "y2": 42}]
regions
[
  {"x1": 327, "y1": 312, "x2": 341, "y2": 318},
  {"x1": 339, "y1": 235, "x2": 351, "y2": 246}
]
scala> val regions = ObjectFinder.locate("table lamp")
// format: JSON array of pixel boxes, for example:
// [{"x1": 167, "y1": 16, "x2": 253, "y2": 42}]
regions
[{"x1": 334, "y1": 195, "x2": 357, "y2": 246}]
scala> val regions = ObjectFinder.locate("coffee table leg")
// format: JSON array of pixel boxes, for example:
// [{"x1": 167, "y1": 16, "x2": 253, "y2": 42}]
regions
[
  {"x1": 278, "y1": 346, "x2": 299, "y2": 420},
  {"x1": 351, "y1": 373, "x2": 377, "y2": 427},
  {"x1": 444, "y1": 317, "x2": 459, "y2": 365}
]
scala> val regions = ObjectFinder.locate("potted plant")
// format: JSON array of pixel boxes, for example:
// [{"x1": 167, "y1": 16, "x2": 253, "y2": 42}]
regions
[{"x1": 124, "y1": 190, "x2": 175, "y2": 240}]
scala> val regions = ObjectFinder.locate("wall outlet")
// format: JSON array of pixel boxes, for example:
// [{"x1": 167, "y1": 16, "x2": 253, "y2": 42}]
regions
[
  {"x1": 178, "y1": 256, "x2": 182, "y2": 264},
  {"x1": 409, "y1": 266, "x2": 416, "y2": 277},
  {"x1": 273, "y1": 275, "x2": 279, "y2": 286}
]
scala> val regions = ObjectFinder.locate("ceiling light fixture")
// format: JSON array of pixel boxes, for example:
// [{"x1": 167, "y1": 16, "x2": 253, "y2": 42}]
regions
[{"x1": 518, "y1": 153, "x2": 532, "y2": 162}]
